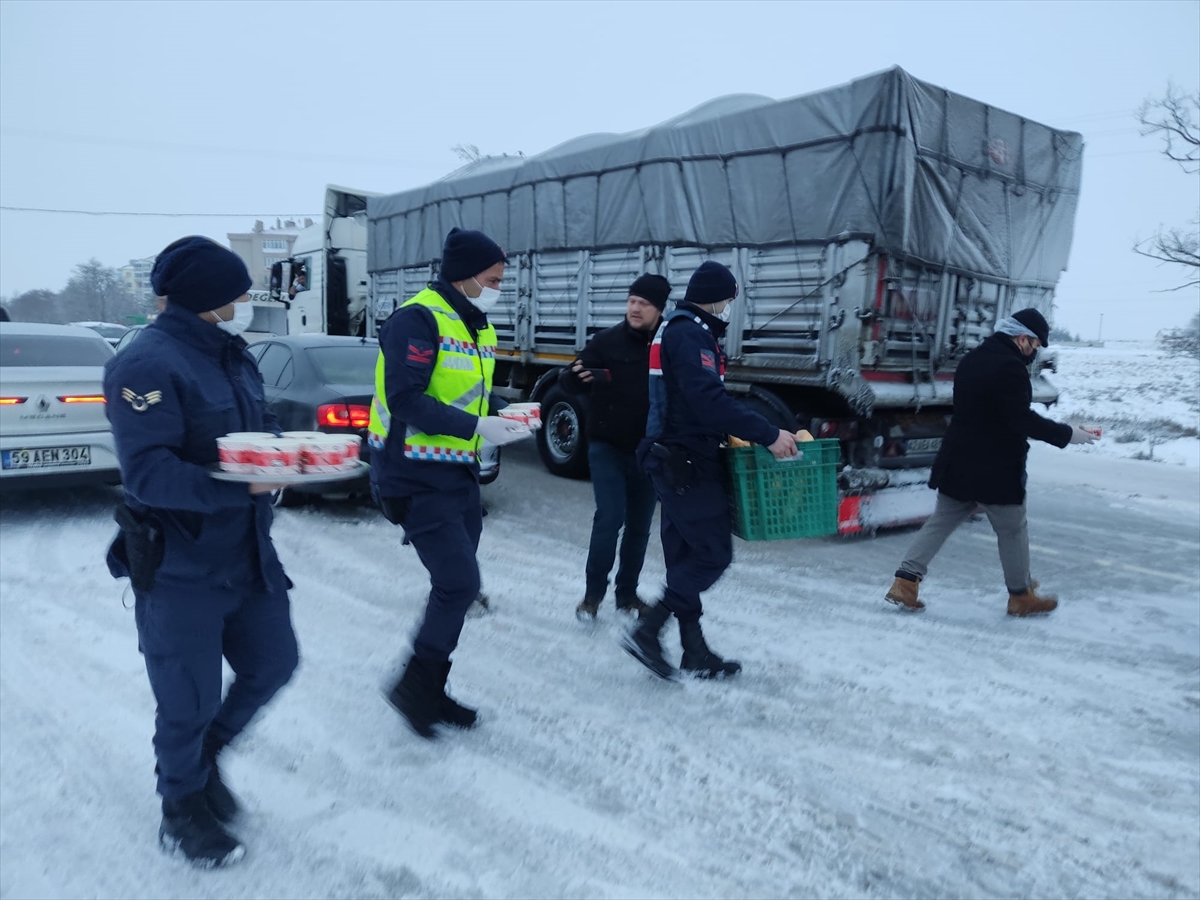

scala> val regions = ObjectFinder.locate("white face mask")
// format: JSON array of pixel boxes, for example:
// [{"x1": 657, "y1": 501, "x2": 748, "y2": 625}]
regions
[
  {"x1": 714, "y1": 301, "x2": 733, "y2": 323},
  {"x1": 215, "y1": 301, "x2": 254, "y2": 335},
  {"x1": 468, "y1": 278, "x2": 502, "y2": 313}
]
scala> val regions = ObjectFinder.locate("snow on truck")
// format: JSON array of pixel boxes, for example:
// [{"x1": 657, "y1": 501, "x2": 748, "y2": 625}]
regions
[{"x1": 317, "y1": 66, "x2": 1086, "y2": 534}]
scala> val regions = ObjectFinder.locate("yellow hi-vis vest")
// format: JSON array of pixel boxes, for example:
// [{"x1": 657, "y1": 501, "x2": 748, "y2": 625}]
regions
[{"x1": 367, "y1": 288, "x2": 496, "y2": 463}]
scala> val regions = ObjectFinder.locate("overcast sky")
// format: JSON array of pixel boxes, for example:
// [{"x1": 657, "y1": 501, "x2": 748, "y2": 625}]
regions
[{"x1": 1, "y1": 0, "x2": 1197, "y2": 338}]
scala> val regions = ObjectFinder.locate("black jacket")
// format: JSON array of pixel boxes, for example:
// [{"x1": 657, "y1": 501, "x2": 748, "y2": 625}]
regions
[
  {"x1": 559, "y1": 320, "x2": 655, "y2": 453},
  {"x1": 930, "y1": 333, "x2": 1072, "y2": 505}
]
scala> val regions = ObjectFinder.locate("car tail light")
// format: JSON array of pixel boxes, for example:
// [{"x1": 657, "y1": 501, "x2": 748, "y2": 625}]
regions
[
  {"x1": 811, "y1": 418, "x2": 859, "y2": 440},
  {"x1": 0, "y1": 397, "x2": 27, "y2": 405},
  {"x1": 317, "y1": 403, "x2": 371, "y2": 429},
  {"x1": 57, "y1": 395, "x2": 106, "y2": 404}
]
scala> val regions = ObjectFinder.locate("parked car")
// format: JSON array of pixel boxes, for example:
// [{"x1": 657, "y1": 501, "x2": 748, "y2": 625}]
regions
[
  {"x1": 69, "y1": 321, "x2": 129, "y2": 348},
  {"x1": 0, "y1": 322, "x2": 121, "y2": 489},
  {"x1": 113, "y1": 324, "x2": 147, "y2": 354},
  {"x1": 245, "y1": 334, "x2": 501, "y2": 506}
]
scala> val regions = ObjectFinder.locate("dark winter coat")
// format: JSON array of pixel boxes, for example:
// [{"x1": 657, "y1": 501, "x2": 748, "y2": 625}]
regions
[
  {"x1": 370, "y1": 279, "x2": 507, "y2": 496},
  {"x1": 103, "y1": 304, "x2": 289, "y2": 594},
  {"x1": 558, "y1": 320, "x2": 655, "y2": 453},
  {"x1": 930, "y1": 332, "x2": 1072, "y2": 505},
  {"x1": 640, "y1": 302, "x2": 778, "y2": 480}
]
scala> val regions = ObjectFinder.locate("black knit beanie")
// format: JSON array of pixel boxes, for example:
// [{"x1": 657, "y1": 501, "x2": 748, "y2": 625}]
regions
[
  {"x1": 150, "y1": 236, "x2": 252, "y2": 314},
  {"x1": 628, "y1": 274, "x2": 672, "y2": 310},
  {"x1": 440, "y1": 228, "x2": 507, "y2": 283}
]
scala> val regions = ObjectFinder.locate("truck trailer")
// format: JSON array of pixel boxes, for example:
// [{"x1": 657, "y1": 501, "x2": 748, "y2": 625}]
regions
[{"x1": 362, "y1": 66, "x2": 1083, "y2": 533}]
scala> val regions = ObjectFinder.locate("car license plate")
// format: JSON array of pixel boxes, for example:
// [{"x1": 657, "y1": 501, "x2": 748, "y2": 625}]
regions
[
  {"x1": 906, "y1": 437, "x2": 942, "y2": 454},
  {"x1": 2, "y1": 446, "x2": 91, "y2": 470}
]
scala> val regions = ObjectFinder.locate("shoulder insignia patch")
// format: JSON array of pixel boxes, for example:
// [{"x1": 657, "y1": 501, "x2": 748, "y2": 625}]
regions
[
  {"x1": 121, "y1": 388, "x2": 162, "y2": 412},
  {"x1": 405, "y1": 339, "x2": 435, "y2": 367}
]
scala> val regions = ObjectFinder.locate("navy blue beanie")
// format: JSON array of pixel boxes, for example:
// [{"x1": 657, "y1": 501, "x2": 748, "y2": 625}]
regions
[
  {"x1": 684, "y1": 261, "x2": 739, "y2": 308},
  {"x1": 440, "y1": 228, "x2": 506, "y2": 283},
  {"x1": 151, "y1": 236, "x2": 252, "y2": 314}
]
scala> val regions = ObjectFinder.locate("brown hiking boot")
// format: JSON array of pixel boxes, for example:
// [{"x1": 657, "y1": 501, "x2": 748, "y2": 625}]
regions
[
  {"x1": 575, "y1": 593, "x2": 602, "y2": 622},
  {"x1": 1007, "y1": 587, "x2": 1057, "y2": 617},
  {"x1": 885, "y1": 576, "x2": 924, "y2": 611}
]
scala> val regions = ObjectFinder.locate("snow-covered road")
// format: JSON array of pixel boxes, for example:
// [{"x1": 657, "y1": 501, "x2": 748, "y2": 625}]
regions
[{"x1": 1, "y1": 441, "x2": 1197, "y2": 900}]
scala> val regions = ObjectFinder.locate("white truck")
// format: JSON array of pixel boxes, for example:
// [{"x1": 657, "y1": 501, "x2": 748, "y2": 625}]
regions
[
  {"x1": 348, "y1": 67, "x2": 1086, "y2": 534},
  {"x1": 248, "y1": 186, "x2": 378, "y2": 338}
]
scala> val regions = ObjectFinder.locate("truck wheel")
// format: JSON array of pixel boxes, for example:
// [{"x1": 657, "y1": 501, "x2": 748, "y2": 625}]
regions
[
  {"x1": 537, "y1": 385, "x2": 589, "y2": 479},
  {"x1": 740, "y1": 388, "x2": 799, "y2": 433}
]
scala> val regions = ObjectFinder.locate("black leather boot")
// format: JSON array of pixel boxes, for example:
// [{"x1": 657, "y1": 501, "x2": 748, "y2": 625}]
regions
[
  {"x1": 159, "y1": 790, "x2": 244, "y2": 868},
  {"x1": 678, "y1": 617, "x2": 742, "y2": 679},
  {"x1": 386, "y1": 656, "x2": 442, "y2": 739},
  {"x1": 435, "y1": 660, "x2": 479, "y2": 728},
  {"x1": 621, "y1": 602, "x2": 676, "y2": 680},
  {"x1": 201, "y1": 731, "x2": 241, "y2": 824}
]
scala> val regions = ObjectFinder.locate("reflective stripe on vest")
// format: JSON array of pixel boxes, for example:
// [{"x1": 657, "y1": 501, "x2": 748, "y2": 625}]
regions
[{"x1": 367, "y1": 288, "x2": 496, "y2": 463}]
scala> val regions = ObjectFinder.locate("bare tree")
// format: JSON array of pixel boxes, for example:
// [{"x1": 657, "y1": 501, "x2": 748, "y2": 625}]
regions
[
  {"x1": 1138, "y1": 83, "x2": 1200, "y2": 172},
  {"x1": 59, "y1": 259, "x2": 139, "y2": 323},
  {"x1": 7, "y1": 288, "x2": 63, "y2": 323},
  {"x1": 451, "y1": 143, "x2": 483, "y2": 163},
  {"x1": 1133, "y1": 84, "x2": 1200, "y2": 290},
  {"x1": 1157, "y1": 309, "x2": 1200, "y2": 359}
]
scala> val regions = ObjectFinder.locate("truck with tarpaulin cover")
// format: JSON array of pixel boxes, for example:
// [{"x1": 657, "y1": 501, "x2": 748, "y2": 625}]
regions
[{"x1": 364, "y1": 66, "x2": 1084, "y2": 533}]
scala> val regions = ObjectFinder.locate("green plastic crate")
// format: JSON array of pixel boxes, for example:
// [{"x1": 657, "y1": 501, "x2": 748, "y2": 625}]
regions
[{"x1": 726, "y1": 440, "x2": 840, "y2": 541}]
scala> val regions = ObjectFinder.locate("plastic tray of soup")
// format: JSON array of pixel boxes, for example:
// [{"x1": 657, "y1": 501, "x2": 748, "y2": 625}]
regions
[
  {"x1": 497, "y1": 402, "x2": 541, "y2": 427},
  {"x1": 208, "y1": 432, "x2": 367, "y2": 483}
]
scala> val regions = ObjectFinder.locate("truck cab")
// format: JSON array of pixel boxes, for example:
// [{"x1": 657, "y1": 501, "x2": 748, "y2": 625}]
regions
[{"x1": 263, "y1": 186, "x2": 377, "y2": 337}]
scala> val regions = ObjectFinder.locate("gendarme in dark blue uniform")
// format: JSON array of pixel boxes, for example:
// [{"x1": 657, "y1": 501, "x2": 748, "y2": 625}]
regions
[
  {"x1": 104, "y1": 237, "x2": 298, "y2": 868},
  {"x1": 624, "y1": 261, "x2": 794, "y2": 681},
  {"x1": 372, "y1": 228, "x2": 516, "y2": 739}
]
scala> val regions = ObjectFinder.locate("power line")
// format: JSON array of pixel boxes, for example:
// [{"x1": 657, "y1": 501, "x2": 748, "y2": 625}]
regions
[
  {"x1": 0, "y1": 206, "x2": 320, "y2": 218},
  {"x1": 0, "y1": 128, "x2": 446, "y2": 169}
]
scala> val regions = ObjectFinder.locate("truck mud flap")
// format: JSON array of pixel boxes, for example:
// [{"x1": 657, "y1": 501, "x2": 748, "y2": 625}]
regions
[{"x1": 837, "y1": 485, "x2": 936, "y2": 535}]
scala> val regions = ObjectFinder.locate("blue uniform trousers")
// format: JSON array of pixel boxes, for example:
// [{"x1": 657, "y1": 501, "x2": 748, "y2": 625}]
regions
[
  {"x1": 649, "y1": 473, "x2": 733, "y2": 621},
  {"x1": 402, "y1": 482, "x2": 484, "y2": 661},
  {"x1": 134, "y1": 582, "x2": 298, "y2": 801}
]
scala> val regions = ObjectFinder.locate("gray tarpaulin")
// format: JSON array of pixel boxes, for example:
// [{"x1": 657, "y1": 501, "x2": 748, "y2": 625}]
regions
[{"x1": 368, "y1": 66, "x2": 1083, "y2": 286}]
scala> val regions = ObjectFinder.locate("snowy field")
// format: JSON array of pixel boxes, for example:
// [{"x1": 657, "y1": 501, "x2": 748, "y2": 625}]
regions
[
  {"x1": 2, "y1": 350, "x2": 1199, "y2": 900},
  {"x1": 1047, "y1": 342, "x2": 1200, "y2": 468}
]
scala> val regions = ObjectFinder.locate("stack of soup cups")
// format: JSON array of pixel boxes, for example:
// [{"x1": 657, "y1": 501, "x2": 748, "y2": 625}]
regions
[{"x1": 217, "y1": 432, "x2": 362, "y2": 476}]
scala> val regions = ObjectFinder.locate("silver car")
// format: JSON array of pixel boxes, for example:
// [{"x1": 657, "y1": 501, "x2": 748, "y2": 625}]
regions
[
  {"x1": 68, "y1": 321, "x2": 130, "y2": 348},
  {"x1": 0, "y1": 323, "x2": 121, "y2": 489}
]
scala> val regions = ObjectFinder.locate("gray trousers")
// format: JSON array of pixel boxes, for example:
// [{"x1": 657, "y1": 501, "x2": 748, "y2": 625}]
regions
[{"x1": 899, "y1": 492, "x2": 1032, "y2": 594}]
